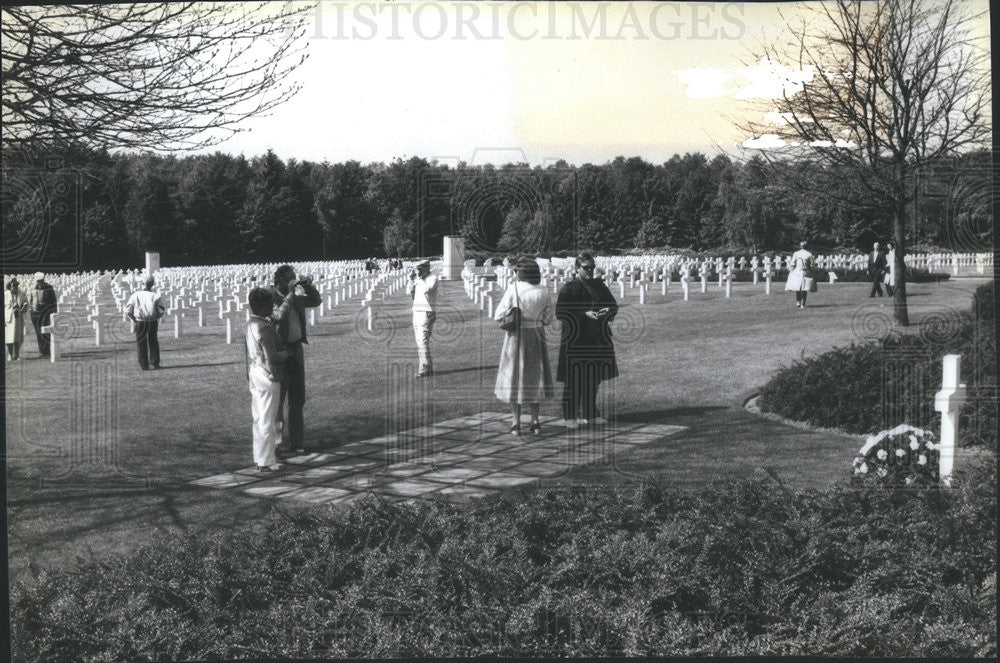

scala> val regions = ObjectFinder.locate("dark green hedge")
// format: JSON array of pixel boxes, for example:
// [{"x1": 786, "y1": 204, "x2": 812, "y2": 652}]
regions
[
  {"x1": 11, "y1": 466, "x2": 996, "y2": 660},
  {"x1": 759, "y1": 281, "x2": 996, "y2": 448}
]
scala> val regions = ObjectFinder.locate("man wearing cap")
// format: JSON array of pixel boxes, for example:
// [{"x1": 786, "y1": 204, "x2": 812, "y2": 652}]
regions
[
  {"x1": 406, "y1": 260, "x2": 439, "y2": 378},
  {"x1": 28, "y1": 272, "x2": 57, "y2": 357},
  {"x1": 125, "y1": 276, "x2": 166, "y2": 370}
]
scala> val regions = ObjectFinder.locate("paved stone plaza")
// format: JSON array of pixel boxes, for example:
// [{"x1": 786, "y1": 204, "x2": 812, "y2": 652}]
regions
[{"x1": 192, "y1": 412, "x2": 687, "y2": 505}]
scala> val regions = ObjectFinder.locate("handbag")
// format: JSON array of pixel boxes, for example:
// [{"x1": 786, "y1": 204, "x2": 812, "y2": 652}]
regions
[{"x1": 498, "y1": 281, "x2": 521, "y2": 332}]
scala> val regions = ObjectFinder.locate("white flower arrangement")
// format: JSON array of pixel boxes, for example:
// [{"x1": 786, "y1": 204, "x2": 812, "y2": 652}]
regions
[{"x1": 852, "y1": 424, "x2": 939, "y2": 486}]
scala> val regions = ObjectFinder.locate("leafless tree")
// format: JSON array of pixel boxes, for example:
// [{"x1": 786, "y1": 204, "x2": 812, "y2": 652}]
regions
[
  {"x1": 740, "y1": 0, "x2": 990, "y2": 325},
  {"x1": 2, "y1": 2, "x2": 313, "y2": 155}
]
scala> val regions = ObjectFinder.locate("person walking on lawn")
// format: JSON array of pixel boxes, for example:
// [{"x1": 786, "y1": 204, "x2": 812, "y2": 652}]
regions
[
  {"x1": 784, "y1": 241, "x2": 817, "y2": 308},
  {"x1": 868, "y1": 242, "x2": 888, "y2": 297},
  {"x1": 407, "y1": 259, "x2": 439, "y2": 378}
]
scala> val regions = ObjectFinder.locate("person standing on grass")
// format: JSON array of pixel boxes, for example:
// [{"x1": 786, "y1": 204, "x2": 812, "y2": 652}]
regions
[
  {"x1": 407, "y1": 259, "x2": 439, "y2": 378},
  {"x1": 28, "y1": 272, "x2": 57, "y2": 358},
  {"x1": 784, "y1": 241, "x2": 817, "y2": 308},
  {"x1": 555, "y1": 252, "x2": 619, "y2": 429},
  {"x1": 267, "y1": 264, "x2": 322, "y2": 454},
  {"x1": 125, "y1": 276, "x2": 166, "y2": 370},
  {"x1": 494, "y1": 257, "x2": 556, "y2": 436},
  {"x1": 245, "y1": 287, "x2": 288, "y2": 472},
  {"x1": 5, "y1": 278, "x2": 28, "y2": 361},
  {"x1": 868, "y1": 241, "x2": 887, "y2": 297},
  {"x1": 884, "y1": 241, "x2": 897, "y2": 297}
]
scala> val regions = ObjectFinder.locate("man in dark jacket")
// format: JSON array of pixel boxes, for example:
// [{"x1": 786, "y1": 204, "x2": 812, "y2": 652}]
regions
[
  {"x1": 28, "y1": 272, "x2": 57, "y2": 357},
  {"x1": 868, "y1": 242, "x2": 887, "y2": 297},
  {"x1": 268, "y1": 264, "x2": 322, "y2": 453},
  {"x1": 555, "y1": 253, "x2": 619, "y2": 427}
]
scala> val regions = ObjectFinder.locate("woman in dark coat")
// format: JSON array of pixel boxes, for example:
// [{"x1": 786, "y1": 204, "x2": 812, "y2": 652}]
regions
[{"x1": 555, "y1": 252, "x2": 619, "y2": 428}]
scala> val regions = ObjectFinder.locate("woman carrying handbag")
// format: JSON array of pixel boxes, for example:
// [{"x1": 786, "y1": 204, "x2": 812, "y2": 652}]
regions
[
  {"x1": 494, "y1": 257, "x2": 555, "y2": 435},
  {"x1": 784, "y1": 241, "x2": 818, "y2": 308}
]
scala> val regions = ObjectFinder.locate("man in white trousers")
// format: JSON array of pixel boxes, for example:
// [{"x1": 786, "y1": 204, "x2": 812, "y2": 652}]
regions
[{"x1": 406, "y1": 260, "x2": 439, "y2": 378}]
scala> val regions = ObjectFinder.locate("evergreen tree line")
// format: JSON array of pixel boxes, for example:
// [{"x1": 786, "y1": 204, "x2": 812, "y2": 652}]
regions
[{"x1": 2, "y1": 148, "x2": 989, "y2": 271}]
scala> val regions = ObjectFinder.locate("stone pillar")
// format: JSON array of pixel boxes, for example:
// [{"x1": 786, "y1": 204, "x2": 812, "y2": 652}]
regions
[
  {"x1": 442, "y1": 235, "x2": 465, "y2": 280},
  {"x1": 145, "y1": 252, "x2": 160, "y2": 275}
]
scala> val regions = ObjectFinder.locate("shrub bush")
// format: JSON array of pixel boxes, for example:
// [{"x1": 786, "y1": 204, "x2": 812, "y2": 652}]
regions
[
  {"x1": 11, "y1": 463, "x2": 996, "y2": 659},
  {"x1": 759, "y1": 282, "x2": 995, "y2": 449},
  {"x1": 973, "y1": 279, "x2": 994, "y2": 321}
]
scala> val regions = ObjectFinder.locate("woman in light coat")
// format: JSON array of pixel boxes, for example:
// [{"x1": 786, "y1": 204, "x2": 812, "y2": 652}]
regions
[
  {"x1": 784, "y1": 241, "x2": 817, "y2": 308},
  {"x1": 494, "y1": 257, "x2": 555, "y2": 435},
  {"x1": 884, "y1": 241, "x2": 897, "y2": 296},
  {"x1": 5, "y1": 278, "x2": 28, "y2": 360}
]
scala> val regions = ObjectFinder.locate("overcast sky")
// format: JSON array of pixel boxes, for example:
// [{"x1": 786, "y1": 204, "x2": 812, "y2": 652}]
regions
[{"x1": 199, "y1": 1, "x2": 991, "y2": 167}]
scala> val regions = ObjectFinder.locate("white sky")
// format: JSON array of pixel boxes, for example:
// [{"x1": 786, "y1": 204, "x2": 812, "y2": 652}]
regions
[{"x1": 198, "y1": 1, "x2": 991, "y2": 166}]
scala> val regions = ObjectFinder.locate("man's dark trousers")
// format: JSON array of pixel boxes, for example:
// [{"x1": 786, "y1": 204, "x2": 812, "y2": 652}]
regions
[
  {"x1": 279, "y1": 341, "x2": 305, "y2": 448},
  {"x1": 30, "y1": 311, "x2": 50, "y2": 356},
  {"x1": 869, "y1": 271, "x2": 885, "y2": 297},
  {"x1": 134, "y1": 320, "x2": 160, "y2": 369}
]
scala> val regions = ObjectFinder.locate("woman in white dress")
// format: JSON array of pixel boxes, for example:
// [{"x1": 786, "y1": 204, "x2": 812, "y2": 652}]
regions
[
  {"x1": 784, "y1": 241, "x2": 817, "y2": 308},
  {"x1": 493, "y1": 257, "x2": 556, "y2": 435},
  {"x1": 884, "y1": 241, "x2": 897, "y2": 296}
]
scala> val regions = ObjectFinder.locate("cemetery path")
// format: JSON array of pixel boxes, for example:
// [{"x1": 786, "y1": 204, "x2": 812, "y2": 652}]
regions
[{"x1": 5, "y1": 274, "x2": 991, "y2": 585}]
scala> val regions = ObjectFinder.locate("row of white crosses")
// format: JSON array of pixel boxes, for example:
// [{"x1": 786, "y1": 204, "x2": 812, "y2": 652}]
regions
[
  {"x1": 462, "y1": 248, "x2": 993, "y2": 313},
  {"x1": 134, "y1": 260, "x2": 415, "y2": 343},
  {"x1": 904, "y1": 252, "x2": 992, "y2": 275},
  {"x1": 30, "y1": 260, "x2": 420, "y2": 357}
]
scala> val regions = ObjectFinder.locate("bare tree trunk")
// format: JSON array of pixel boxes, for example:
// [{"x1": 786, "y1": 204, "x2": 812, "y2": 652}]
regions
[{"x1": 893, "y1": 204, "x2": 910, "y2": 326}]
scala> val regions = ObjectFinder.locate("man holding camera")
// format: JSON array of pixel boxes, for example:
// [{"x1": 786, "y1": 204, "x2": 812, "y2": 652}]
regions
[
  {"x1": 406, "y1": 260, "x2": 439, "y2": 378},
  {"x1": 268, "y1": 264, "x2": 321, "y2": 453}
]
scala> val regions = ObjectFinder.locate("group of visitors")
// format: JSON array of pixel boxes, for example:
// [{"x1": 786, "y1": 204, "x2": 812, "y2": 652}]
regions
[
  {"x1": 244, "y1": 265, "x2": 322, "y2": 471},
  {"x1": 784, "y1": 240, "x2": 898, "y2": 308},
  {"x1": 5, "y1": 272, "x2": 57, "y2": 361},
  {"x1": 236, "y1": 253, "x2": 622, "y2": 470},
  {"x1": 491, "y1": 253, "x2": 619, "y2": 435},
  {"x1": 868, "y1": 241, "x2": 898, "y2": 297}
]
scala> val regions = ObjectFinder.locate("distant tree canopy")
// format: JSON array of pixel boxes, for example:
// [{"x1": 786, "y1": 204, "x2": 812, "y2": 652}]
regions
[{"x1": 1, "y1": 148, "x2": 989, "y2": 271}]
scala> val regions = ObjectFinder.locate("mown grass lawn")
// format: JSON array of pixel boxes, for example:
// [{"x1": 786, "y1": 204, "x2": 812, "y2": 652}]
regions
[{"x1": 5, "y1": 275, "x2": 991, "y2": 584}]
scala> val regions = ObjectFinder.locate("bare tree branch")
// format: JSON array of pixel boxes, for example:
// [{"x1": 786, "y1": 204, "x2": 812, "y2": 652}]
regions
[
  {"x1": 736, "y1": 0, "x2": 990, "y2": 325},
  {"x1": 2, "y1": 2, "x2": 313, "y2": 154}
]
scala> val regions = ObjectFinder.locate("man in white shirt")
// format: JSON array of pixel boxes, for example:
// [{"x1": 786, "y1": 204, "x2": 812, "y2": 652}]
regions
[
  {"x1": 406, "y1": 260, "x2": 439, "y2": 378},
  {"x1": 125, "y1": 276, "x2": 166, "y2": 370}
]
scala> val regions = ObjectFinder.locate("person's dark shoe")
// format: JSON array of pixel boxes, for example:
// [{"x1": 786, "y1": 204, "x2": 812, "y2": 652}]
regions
[
  {"x1": 140, "y1": 366, "x2": 150, "y2": 371},
  {"x1": 152, "y1": 365, "x2": 161, "y2": 369}
]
